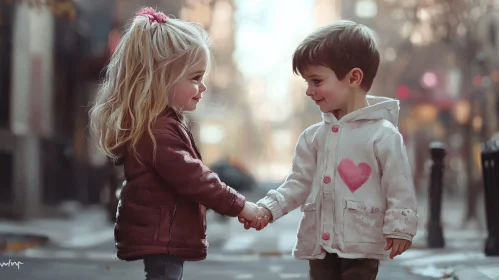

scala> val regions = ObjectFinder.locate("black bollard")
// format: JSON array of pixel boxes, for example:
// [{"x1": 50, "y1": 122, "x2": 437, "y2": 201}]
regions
[
  {"x1": 427, "y1": 142, "x2": 446, "y2": 248},
  {"x1": 481, "y1": 139, "x2": 499, "y2": 256}
]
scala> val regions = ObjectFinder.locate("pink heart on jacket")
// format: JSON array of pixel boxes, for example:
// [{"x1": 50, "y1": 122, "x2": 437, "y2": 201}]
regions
[{"x1": 338, "y1": 158, "x2": 371, "y2": 193}]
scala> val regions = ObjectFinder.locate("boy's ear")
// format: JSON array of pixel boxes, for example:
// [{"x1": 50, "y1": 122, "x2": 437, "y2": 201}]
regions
[{"x1": 348, "y1": 68, "x2": 364, "y2": 87}]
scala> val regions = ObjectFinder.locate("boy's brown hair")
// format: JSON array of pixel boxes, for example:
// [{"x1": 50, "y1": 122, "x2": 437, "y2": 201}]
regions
[{"x1": 292, "y1": 20, "x2": 380, "y2": 91}]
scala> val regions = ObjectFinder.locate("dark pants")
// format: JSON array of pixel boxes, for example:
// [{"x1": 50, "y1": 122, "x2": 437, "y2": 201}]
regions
[
  {"x1": 309, "y1": 253, "x2": 379, "y2": 280},
  {"x1": 143, "y1": 255, "x2": 184, "y2": 280}
]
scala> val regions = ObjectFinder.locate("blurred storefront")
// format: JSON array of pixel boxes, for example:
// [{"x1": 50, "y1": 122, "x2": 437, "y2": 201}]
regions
[{"x1": 0, "y1": 0, "x2": 103, "y2": 219}]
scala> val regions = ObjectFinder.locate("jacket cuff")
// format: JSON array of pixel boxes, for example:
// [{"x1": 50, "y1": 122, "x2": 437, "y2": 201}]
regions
[
  {"x1": 257, "y1": 196, "x2": 284, "y2": 222},
  {"x1": 384, "y1": 233, "x2": 413, "y2": 241},
  {"x1": 382, "y1": 209, "x2": 418, "y2": 239},
  {"x1": 227, "y1": 192, "x2": 246, "y2": 217}
]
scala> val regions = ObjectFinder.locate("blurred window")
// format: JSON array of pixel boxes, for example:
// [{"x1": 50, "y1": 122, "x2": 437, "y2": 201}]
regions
[{"x1": 0, "y1": 5, "x2": 13, "y2": 128}]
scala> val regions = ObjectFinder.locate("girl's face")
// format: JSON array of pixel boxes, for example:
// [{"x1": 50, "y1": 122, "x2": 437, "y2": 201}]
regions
[{"x1": 169, "y1": 55, "x2": 208, "y2": 111}]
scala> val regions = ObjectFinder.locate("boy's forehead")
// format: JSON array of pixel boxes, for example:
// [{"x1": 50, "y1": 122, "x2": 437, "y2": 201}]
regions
[{"x1": 301, "y1": 65, "x2": 332, "y2": 77}]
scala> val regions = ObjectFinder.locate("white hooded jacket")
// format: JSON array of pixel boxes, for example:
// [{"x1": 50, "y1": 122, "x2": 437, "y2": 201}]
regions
[{"x1": 257, "y1": 95, "x2": 418, "y2": 260}]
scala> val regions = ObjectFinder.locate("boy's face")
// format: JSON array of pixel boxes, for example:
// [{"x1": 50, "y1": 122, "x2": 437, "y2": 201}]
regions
[{"x1": 301, "y1": 65, "x2": 351, "y2": 113}]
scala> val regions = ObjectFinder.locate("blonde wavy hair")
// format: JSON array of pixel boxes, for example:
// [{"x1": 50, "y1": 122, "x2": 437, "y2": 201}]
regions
[{"x1": 89, "y1": 8, "x2": 212, "y2": 162}]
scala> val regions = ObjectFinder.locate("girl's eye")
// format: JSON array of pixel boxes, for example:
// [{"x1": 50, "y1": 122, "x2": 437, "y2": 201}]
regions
[{"x1": 192, "y1": 75, "x2": 202, "y2": 81}]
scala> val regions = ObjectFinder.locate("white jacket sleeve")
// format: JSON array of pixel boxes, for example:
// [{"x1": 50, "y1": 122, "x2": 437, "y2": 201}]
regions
[
  {"x1": 257, "y1": 130, "x2": 316, "y2": 222},
  {"x1": 376, "y1": 132, "x2": 418, "y2": 241}
]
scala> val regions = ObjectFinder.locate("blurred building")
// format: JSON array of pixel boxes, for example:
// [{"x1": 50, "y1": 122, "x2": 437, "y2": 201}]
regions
[
  {"x1": 249, "y1": 0, "x2": 341, "y2": 181},
  {"x1": 180, "y1": 0, "x2": 258, "y2": 170},
  {"x1": 292, "y1": 0, "x2": 342, "y2": 131},
  {"x1": 342, "y1": 0, "x2": 499, "y2": 197},
  {"x1": 1, "y1": 1, "x2": 67, "y2": 219},
  {"x1": 0, "y1": 2, "x2": 14, "y2": 215},
  {"x1": 0, "y1": 0, "x2": 112, "y2": 219}
]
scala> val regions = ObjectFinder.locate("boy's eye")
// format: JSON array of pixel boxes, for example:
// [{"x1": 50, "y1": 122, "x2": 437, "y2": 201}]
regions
[
  {"x1": 192, "y1": 75, "x2": 202, "y2": 81},
  {"x1": 304, "y1": 79, "x2": 321, "y2": 86}
]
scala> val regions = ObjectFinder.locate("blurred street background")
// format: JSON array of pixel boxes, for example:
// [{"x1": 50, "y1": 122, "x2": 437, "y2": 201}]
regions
[{"x1": 1, "y1": 0, "x2": 499, "y2": 279}]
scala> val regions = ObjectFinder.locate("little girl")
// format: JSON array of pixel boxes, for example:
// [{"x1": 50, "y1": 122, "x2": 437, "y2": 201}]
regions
[
  {"x1": 241, "y1": 20, "x2": 418, "y2": 280},
  {"x1": 89, "y1": 7, "x2": 263, "y2": 280}
]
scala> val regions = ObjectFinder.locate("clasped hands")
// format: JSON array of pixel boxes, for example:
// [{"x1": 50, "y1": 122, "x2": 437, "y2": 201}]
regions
[{"x1": 238, "y1": 202, "x2": 272, "y2": 231}]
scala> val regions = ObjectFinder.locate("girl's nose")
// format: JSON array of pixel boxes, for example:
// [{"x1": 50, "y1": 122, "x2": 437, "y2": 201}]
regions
[{"x1": 200, "y1": 82, "x2": 207, "y2": 93}]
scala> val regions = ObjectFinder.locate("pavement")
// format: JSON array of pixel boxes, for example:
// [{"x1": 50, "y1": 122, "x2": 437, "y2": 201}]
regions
[
  {"x1": 0, "y1": 186, "x2": 498, "y2": 279},
  {"x1": 0, "y1": 254, "x2": 432, "y2": 280},
  {"x1": 409, "y1": 191, "x2": 499, "y2": 280},
  {"x1": 0, "y1": 203, "x2": 113, "y2": 250}
]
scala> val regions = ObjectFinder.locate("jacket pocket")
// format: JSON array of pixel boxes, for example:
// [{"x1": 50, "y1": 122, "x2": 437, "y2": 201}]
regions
[
  {"x1": 296, "y1": 203, "x2": 317, "y2": 254},
  {"x1": 343, "y1": 200, "x2": 384, "y2": 243}
]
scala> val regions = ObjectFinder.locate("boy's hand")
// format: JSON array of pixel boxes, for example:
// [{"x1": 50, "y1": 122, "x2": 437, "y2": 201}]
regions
[{"x1": 385, "y1": 238, "x2": 411, "y2": 259}]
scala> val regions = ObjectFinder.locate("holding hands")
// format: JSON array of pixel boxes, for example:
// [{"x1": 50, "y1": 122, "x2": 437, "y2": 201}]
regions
[{"x1": 238, "y1": 202, "x2": 272, "y2": 231}]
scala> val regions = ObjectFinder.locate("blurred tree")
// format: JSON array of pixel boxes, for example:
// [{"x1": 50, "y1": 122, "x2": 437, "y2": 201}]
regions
[
  {"x1": 0, "y1": 0, "x2": 76, "y2": 24},
  {"x1": 385, "y1": 0, "x2": 498, "y2": 226}
]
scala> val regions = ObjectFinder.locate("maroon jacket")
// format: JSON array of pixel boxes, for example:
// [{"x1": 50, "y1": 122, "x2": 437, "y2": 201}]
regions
[{"x1": 114, "y1": 109, "x2": 246, "y2": 261}]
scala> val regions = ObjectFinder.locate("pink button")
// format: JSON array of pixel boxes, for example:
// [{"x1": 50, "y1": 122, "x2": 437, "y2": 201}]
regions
[
  {"x1": 323, "y1": 176, "x2": 331, "y2": 184},
  {"x1": 322, "y1": 233, "x2": 330, "y2": 240},
  {"x1": 332, "y1": 126, "x2": 339, "y2": 132}
]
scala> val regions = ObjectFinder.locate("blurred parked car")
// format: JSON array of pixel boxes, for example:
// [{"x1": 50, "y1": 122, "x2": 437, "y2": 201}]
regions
[{"x1": 210, "y1": 157, "x2": 256, "y2": 193}]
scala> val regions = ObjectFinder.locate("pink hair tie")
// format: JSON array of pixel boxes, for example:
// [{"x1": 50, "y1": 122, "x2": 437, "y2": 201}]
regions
[{"x1": 136, "y1": 7, "x2": 169, "y2": 24}]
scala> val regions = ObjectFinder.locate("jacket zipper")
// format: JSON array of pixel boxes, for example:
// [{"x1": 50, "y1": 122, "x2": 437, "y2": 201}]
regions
[
  {"x1": 166, "y1": 204, "x2": 177, "y2": 255},
  {"x1": 154, "y1": 207, "x2": 163, "y2": 241},
  {"x1": 180, "y1": 123, "x2": 202, "y2": 159},
  {"x1": 322, "y1": 124, "x2": 339, "y2": 249},
  {"x1": 187, "y1": 131, "x2": 202, "y2": 158},
  {"x1": 331, "y1": 125, "x2": 341, "y2": 249}
]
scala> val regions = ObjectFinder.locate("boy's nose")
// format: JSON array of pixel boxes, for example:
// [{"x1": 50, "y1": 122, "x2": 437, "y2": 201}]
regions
[{"x1": 306, "y1": 88, "x2": 313, "y2": 96}]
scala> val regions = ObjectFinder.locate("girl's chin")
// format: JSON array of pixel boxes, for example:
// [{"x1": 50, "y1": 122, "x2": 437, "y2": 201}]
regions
[{"x1": 184, "y1": 104, "x2": 198, "y2": 111}]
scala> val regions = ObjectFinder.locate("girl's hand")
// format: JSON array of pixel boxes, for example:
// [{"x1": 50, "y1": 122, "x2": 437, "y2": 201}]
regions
[
  {"x1": 248, "y1": 207, "x2": 271, "y2": 230},
  {"x1": 238, "y1": 206, "x2": 272, "y2": 230},
  {"x1": 385, "y1": 238, "x2": 411, "y2": 259},
  {"x1": 238, "y1": 201, "x2": 261, "y2": 223}
]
